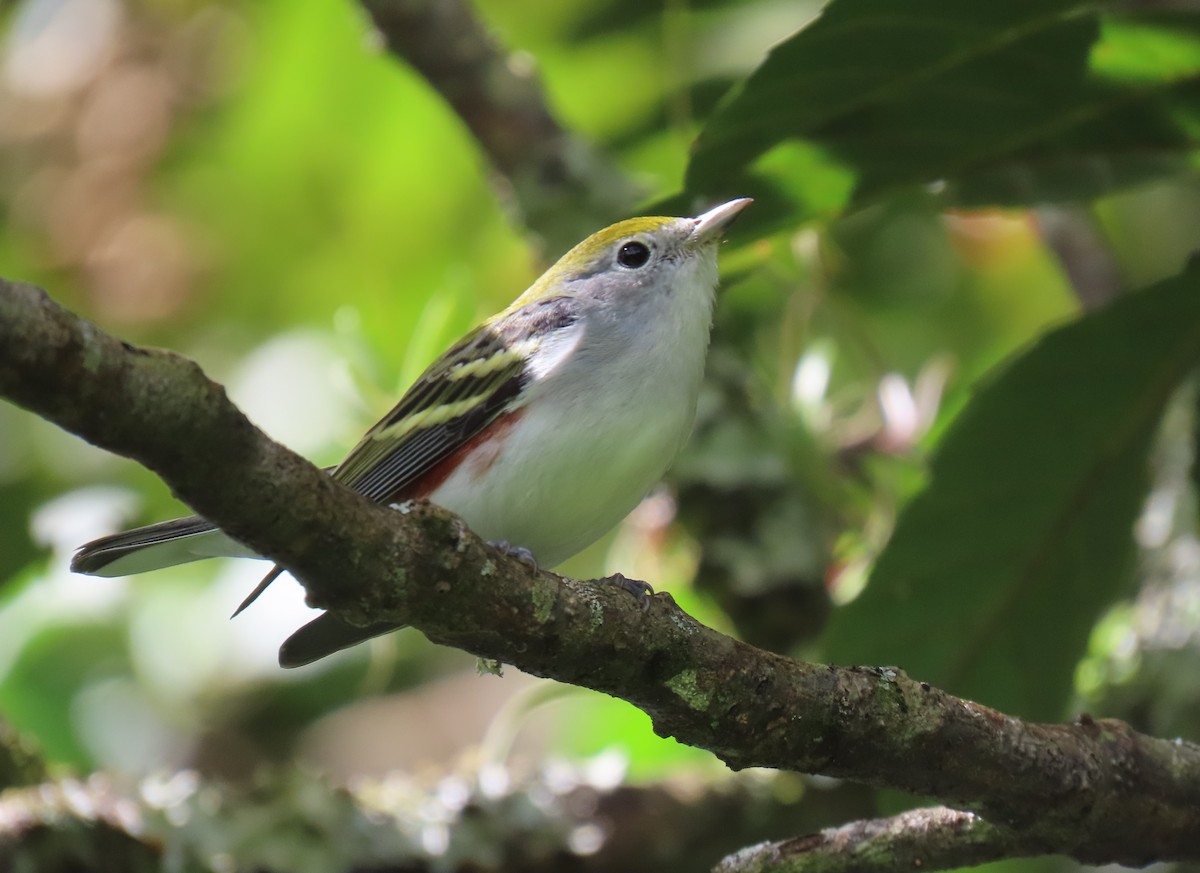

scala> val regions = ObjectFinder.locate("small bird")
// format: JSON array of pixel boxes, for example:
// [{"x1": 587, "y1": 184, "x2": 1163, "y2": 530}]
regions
[{"x1": 72, "y1": 198, "x2": 752, "y2": 666}]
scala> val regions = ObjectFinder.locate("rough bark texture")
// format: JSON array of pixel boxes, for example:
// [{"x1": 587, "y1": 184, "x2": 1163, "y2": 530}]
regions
[
  {"x1": 715, "y1": 807, "x2": 1044, "y2": 873},
  {"x1": 3, "y1": 278, "x2": 1200, "y2": 868}
]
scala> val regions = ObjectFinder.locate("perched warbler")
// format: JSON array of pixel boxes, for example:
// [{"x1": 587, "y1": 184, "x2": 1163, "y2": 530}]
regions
[{"x1": 72, "y1": 198, "x2": 752, "y2": 666}]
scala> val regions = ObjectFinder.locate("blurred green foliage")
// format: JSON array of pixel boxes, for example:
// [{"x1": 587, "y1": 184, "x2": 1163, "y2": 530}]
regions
[
  {"x1": 824, "y1": 266, "x2": 1200, "y2": 720},
  {"x1": 2, "y1": 1, "x2": 1200, "y2": 870}
]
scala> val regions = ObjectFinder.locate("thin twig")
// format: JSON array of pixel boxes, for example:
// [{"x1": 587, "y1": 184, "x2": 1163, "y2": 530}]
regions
[{"x1": 714, "y1": 807, "x2": 1049, "y2": 873}]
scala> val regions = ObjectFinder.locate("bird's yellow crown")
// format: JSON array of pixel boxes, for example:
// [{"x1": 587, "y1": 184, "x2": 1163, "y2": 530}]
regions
[{"x1": 513, "y1": 215, "x2": 679, "y2": 308}]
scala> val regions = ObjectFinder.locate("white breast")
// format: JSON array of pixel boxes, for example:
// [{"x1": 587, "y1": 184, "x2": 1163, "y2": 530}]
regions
[{"x1": 426, "y1": 249, "x2": 718, "y2": 567}]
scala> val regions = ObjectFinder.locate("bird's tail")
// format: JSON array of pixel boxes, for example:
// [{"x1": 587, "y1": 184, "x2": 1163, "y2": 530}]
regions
[
  {"x1": 72, "y1": 508, "x2": 401, "y2": 666},
  {"x1": 279, "y1": 612, "x2": 405, "y2": 668},
  {"x1": 71, "y1": 516, "x2": 258, "y2": 577}
]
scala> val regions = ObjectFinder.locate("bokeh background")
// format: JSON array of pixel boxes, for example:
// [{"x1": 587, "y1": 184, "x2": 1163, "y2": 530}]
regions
[{"x1": 2, "y1": 0, "x2": 1200, "y2": 871}]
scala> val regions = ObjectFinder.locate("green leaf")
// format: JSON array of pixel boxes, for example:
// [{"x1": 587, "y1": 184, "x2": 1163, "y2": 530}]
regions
[
  {"x1": 687, "y1": 0, "x2": 1200, "y2": 216},
  {"x1": 822, "y1": 263, "x2": 1200, "y2": 721}
]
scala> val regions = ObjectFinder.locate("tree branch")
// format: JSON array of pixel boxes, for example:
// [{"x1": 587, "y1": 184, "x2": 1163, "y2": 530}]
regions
[
  {"x1": 1035, "y1": 205, "x2": 1124, "y2": 310},
  {"x1": 3, "y1": 277, "x2": 1200, "y2": 867},
  {"x1": 714, "y1": 807, "x2": 1046, "y2": 873},
  {"x1": 358, "y1": 0, "x2": 640, "y2": 251}
]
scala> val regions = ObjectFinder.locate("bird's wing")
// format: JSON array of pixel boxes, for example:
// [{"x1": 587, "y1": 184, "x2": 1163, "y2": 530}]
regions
[
  {"x1": 334, "y1": 293, "x2": 580, "y2": 503},
  {"x1": 333, "y1": 325, "x2": 527, "y2": 503},
  {"x1": 238, "y1": 296, "x2": 580, "y2": 621}
]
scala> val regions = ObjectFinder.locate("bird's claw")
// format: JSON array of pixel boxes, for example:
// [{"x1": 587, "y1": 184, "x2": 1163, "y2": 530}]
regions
[
  {"x1": 611, "y1": 573, "x2": 654, "y2": 612},
  {"x1": 489, "y1": 540, "x2": 540, "y2": 570}
]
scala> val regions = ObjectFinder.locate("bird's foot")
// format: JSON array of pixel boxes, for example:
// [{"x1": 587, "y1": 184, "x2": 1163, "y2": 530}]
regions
[
  {"x1": 610, "y1": 573, "x2": 654, "y2": 612},
  {"x1": 489, "y1": 540, "x2": 540, "y2": 570}
]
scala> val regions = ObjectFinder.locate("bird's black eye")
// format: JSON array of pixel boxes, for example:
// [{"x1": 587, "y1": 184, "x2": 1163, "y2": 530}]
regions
[{"x1": 617, "y1": 240, "x2": 652, "y2": 269}]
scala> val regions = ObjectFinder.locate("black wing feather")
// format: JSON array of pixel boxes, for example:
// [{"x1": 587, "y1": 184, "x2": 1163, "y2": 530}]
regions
[{"x1": 71, "y1": 515, "x2": 219, "y2": 574}]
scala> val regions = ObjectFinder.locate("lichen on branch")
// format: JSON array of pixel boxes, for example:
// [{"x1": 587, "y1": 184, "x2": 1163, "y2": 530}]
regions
[{"x1": 3, "y1": 278, "x2": 1200, "y2": 867}]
